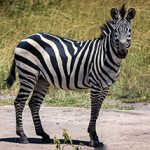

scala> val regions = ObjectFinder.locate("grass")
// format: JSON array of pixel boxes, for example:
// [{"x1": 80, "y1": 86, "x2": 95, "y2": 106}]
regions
[
  {"x1": 45, "y1": 89, "x2": 90, "y2": 107},
  {"x1": 0, "y1": 99, "x2": 13, "y2": 106},
  {"x1": 0, "y1": 0, "x2": 149, "y2": 107},
  {"x1": 0, "y1": 88, "x2": 133, "y2": 110},
  {"x1": 44, "y1": 89, "x2": 133, "y2": 110}
]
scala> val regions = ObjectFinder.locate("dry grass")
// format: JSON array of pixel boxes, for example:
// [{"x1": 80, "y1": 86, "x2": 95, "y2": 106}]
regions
[{"x1": 0, "y1": 0, "x2": 149, "y2": 105}]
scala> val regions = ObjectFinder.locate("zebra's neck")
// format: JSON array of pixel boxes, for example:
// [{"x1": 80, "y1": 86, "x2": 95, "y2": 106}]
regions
[
  {"x1": 89, "y1": 23, "x2": 122, "y2": 88},
  {"x1": 100, "y1": 21, "x2": 122, "y2": 67}
]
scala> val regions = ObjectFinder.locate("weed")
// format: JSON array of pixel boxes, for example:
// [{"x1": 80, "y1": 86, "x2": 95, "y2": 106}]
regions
[{"x1": 54, "y1": 129, "x2": 82, "y2": 150}]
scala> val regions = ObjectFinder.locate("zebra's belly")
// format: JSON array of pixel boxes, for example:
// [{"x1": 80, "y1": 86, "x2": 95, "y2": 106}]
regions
[{"x1": 41, "y1": 71, "x2": 90, "y2": 90}]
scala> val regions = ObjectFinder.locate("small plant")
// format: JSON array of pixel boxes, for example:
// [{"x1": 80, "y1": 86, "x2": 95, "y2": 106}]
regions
[
  {"x1": 62, "y1": 129, "x2": 72, "y2": 143},
  {"x1": 54, "y1": 129, "x2": 82, "y2": 150},
  {"x1": 54, "y1": 137, "x2": 61, "y2": 150}
]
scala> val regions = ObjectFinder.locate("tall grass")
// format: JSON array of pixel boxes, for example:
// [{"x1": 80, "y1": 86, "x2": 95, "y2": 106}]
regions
[{"x1": 0, "y1": 0, "x2": 149, "y2": 102}]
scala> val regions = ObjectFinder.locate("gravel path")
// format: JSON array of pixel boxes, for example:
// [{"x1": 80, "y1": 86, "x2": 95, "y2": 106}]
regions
[{"x1": 0, "y1": 106, "x2": 150, "y2": 150}]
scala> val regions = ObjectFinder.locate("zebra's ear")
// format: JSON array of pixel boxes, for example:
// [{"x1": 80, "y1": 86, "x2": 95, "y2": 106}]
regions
[
  {"x1": 111, "y1": 8, "x2": 120, "y2": 20},
  {"x1": 126, "y1": 8, "x2": 136, "y2": 21}
]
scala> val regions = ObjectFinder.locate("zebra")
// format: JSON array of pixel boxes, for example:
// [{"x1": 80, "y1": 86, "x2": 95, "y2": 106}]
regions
[{"x1": 5, "y1": 5, "x2": 135, "y2": 147}]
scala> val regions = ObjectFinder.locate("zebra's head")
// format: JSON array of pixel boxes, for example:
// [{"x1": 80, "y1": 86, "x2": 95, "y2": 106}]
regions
[{"x1": 110, "y1": 5, "x2": 136, "y2": 59}]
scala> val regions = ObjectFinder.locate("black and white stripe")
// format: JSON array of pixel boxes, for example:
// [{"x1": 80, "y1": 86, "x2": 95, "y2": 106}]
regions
[{"x1": 5, "y1": 5, "x2": 135, "y2": 147}]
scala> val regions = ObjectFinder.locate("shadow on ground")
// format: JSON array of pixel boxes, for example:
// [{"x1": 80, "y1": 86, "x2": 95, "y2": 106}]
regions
[{"x1": 0, "y1": 137, "x2": 107, "y2": 150}]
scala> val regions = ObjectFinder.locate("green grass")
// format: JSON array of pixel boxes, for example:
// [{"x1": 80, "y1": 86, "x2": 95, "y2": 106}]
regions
[
  {"x1": 118, "y1": 97, "x2": 149, "y2": 103},
  {"x1": 44, "y1": 89, "x2": 133, "y2": 110},
  {"x1": 0, "y1": 89, "x2": 133, "y2": 110},
  {"x1": 0, "y1": 99, "x2": 13, "y2": 105},
  {"x1": 45, "y1": 89, "x2": 90, "y2": 107},
  {"x1": 0, "y1": 0, "x2": 149, "y2": 105}
]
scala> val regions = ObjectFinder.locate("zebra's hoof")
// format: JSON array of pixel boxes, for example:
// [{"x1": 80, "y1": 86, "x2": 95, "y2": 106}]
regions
[
  {"x1": 19, "y1": 135, "x2": 29, "y2": 144},
  {"x1": 89, "y1": 139, "x2": 103, "y2": 148}
]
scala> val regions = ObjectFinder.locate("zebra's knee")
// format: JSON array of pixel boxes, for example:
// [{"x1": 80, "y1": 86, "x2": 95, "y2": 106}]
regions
[
  {"x1": 14, "y1": 100, "x2": 18, "y2": 106},
  {"x1": 14, "y1": 99, "x2": 26, "y2": 109},
  {"x1": 28, "y1": 99, "x2": 34, "y2": 109},
  {"x1": 28, "y1": 99, "x2": 41, "y2": 111}
]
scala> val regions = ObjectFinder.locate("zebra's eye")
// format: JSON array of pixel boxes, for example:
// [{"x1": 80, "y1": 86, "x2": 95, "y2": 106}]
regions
[
  {"x1": 114, "y1": 33, "x2": 118, "y2": 38},
  {"x1": 127, "y1": 39, "x2": 131, "y2": 42},
  {"x1": 115, "y1": 38, "x2": 119, "y2": 44}
]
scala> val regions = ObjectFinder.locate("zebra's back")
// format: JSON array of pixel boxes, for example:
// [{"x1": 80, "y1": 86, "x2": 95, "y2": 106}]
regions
[{"x1": 15, "y1": 33, "x2": 96, "y2": 90}]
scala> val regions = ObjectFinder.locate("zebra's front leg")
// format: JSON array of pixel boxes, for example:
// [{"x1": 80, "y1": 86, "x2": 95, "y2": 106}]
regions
[
  {"x1": 88, "y1": 87, "x2": 109, "y2": 147},
  {"x1": 29, "y1": 78, "x2": 50, "y2": 143}
]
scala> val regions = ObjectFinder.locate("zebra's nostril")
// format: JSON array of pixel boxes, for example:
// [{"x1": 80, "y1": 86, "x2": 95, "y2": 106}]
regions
[{"x1": 125, "y1": 42, "x2": 130, "y2": 48}]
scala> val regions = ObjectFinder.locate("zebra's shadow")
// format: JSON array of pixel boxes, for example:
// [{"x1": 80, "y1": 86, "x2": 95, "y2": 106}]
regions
[{"x1": 0, "y1": 137, "x2": 106, "y2": 150}]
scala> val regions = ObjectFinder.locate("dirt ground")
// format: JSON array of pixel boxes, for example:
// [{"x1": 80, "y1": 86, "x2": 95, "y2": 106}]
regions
[{"x1": 0, "y1": 106, "x2": 150, "y2": 150}]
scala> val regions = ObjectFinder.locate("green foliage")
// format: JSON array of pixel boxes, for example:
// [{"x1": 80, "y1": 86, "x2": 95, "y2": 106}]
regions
[
  {"x1": 0, "y1": 0, "x2": 149, "y2": 101},
  {"x1": 54, "y1": 137, "x2": 61, "y2": 150},
  {"x1": 54, "y1": 129, "x2": 82, "y2": 150},
  {"x1": 62, "y1": 129, "x2": 73, "y2": 146}
]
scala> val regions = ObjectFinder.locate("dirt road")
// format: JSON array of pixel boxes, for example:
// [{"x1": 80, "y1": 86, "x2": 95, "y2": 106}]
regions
[{"x1": 0, "y1": 106, "x2": 150, "y2": 150}]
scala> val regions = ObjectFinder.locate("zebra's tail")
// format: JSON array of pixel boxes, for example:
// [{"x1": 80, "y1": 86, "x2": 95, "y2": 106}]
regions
[{"x1": 5, "y1": 59, "x2": 16, "y2": 88}]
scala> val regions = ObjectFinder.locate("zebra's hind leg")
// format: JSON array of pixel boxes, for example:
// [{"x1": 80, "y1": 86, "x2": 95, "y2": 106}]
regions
[
  {"x1": 28, "y1": 77, "x2": 50, "y2": 143},
  {"x1": 15, "y1": 84, "x2": 35, "y2": 144}
]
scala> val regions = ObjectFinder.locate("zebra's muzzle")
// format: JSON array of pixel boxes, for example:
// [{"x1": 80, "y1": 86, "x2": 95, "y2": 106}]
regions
[{"x1": 118, "y1": 49, "x2": 128, "y2": 59}]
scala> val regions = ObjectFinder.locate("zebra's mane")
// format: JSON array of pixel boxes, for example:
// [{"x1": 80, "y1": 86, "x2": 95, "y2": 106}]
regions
[
  {"x1": 119, "y1": 4, "x2": 126, "y2": 19},
  {"x1": 99, "y1": 20, "x2": 113, "y2": 39},
  {"x1": 99, "y1": 4, "x2": 127, "y2": 39}
]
